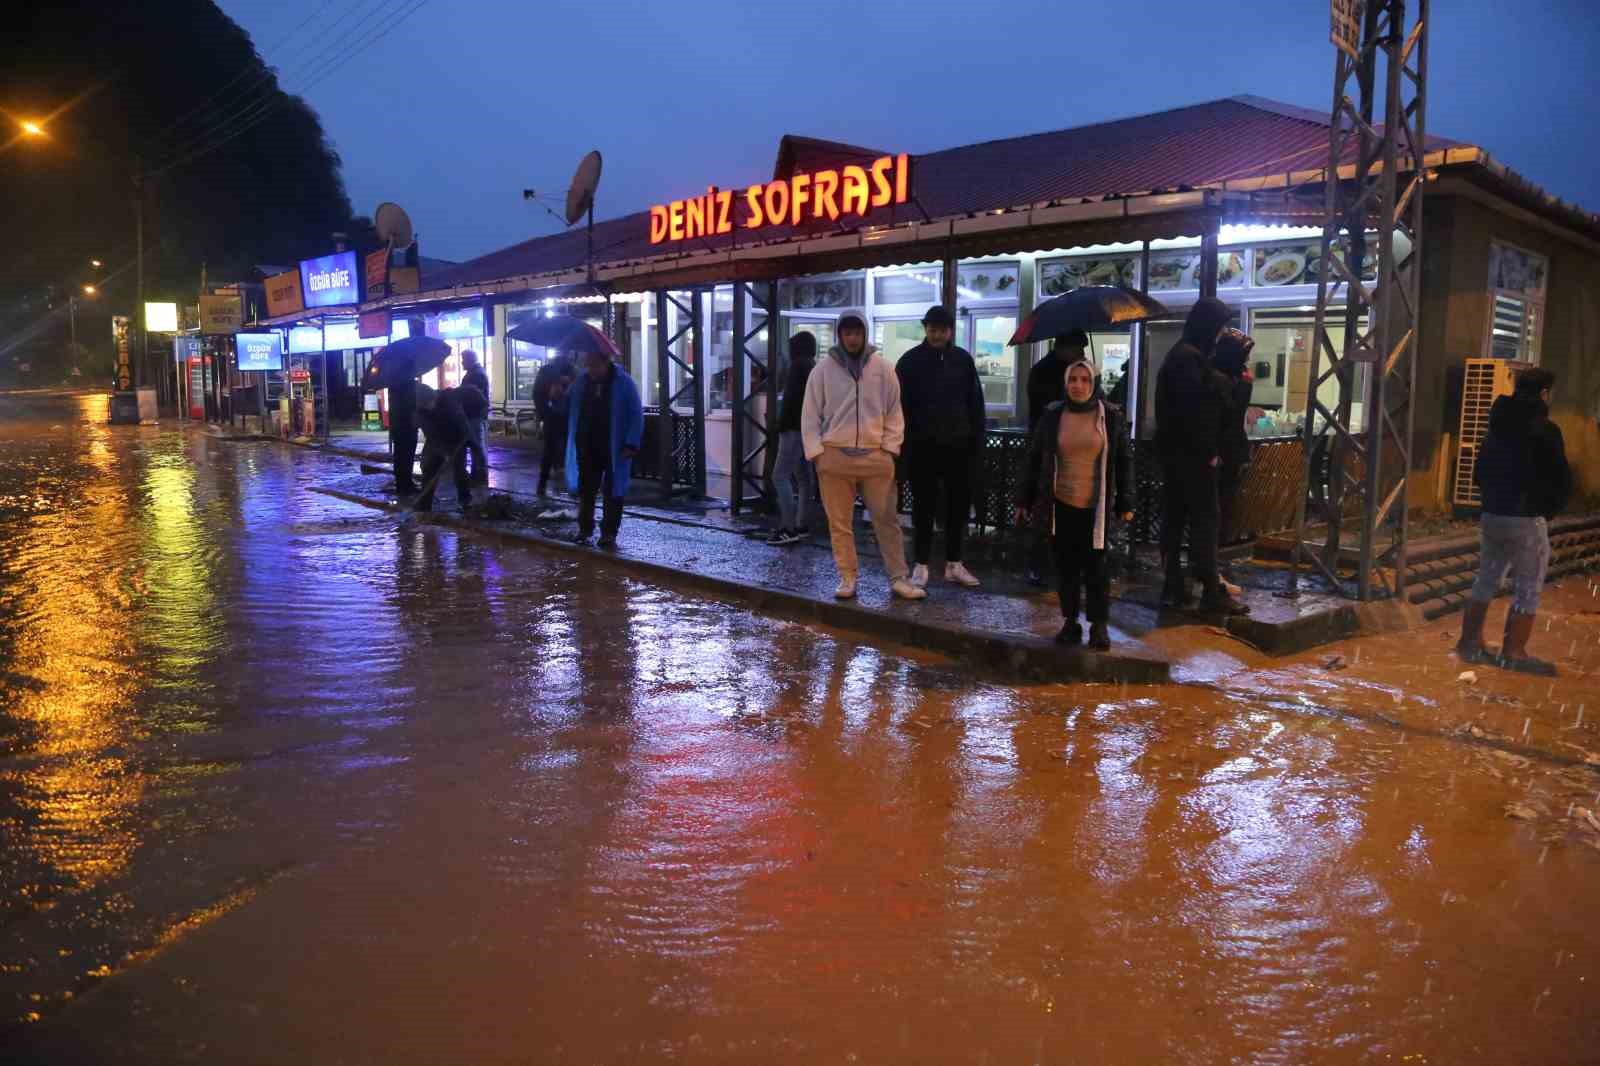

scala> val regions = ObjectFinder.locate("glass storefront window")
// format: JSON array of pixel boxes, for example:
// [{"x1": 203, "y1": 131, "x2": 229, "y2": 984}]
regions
[
  {"x1": 873, "y1": 268, "x2": 941, "y2": 306},
  {"x1": 1485, "y1": 240, "x2": 1548, "y2": 363},
  {"x1": 1246, "y1": 308, "x2": 1367, "y2": 437},
  {"x1": 782, "y1": 276, "x2": 863, "y2": 311},
  {"x1": 874, "y1": 319, "x2": 924, "y2": 365},
  {"x1": 790, "y1": 319, "x2": 833, "y2": 358},
  {"x1": 971, "y1": 314, "x2": 1016, "y2": 407},
  {"x1": 957, "y1": 262, "x2": 1019, "y2": 299}
]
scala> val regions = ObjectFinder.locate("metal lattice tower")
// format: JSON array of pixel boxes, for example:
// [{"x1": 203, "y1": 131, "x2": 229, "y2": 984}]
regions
[
  {"x1": 1288, "y1": 0, "x2": 1430, "y2": 600},
  {"x1": 729, "y1": 281, "x2": 781, "y2": 515}
]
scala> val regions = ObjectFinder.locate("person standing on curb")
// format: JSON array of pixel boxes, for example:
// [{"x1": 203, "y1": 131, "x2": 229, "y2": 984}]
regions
[
  {"x1": 460, "y1": 349, "x2": 490, "y2": 490},
  {"x1": 1456, "y1": 367, "x2": 1570, "y2": 674},
  {"x1": 1212, "y1": 327, "x2": 1256, "y2": 596},
  {"x1": 565, "y1": 349, "x2": 644, "y2": 549},
  {"x1": 801, "y1": 311, "x2": 925, "y2": 602},
  {"x1": 537, "y1": 363, "x2": 576, "y2": 496},
  {"x1": 1021, "y1": 330, "x2": 1090, "y2": 585},
  {"x1": 770, "y1": 331, "x2": 818, "y2": 546},
  {"x1": 1153, "y1": 297, "x2": 1246, "y2": 616},
  {"x1": 896, "y1": 305, "x2": 986, "y2": 589},
  {"x1": 1016, "y1": 355, "x2": 1133, "y2": 650},
  {"x1": 388, "y1": 373, "x2": 419, "y2": 495}
]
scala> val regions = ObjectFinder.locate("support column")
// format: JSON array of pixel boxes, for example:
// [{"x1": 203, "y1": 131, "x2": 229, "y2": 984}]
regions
[
  {"x1": 940, "y1": 255, "x2": 958, "y2": 317},
  {"x1": 688, "y1": 290, "x2": 707, "y2": 499},
  {"x1": 655, "y1": 290, "x2": 674, "y2": 501},
  {"x1": 731, "y1": 283, "x2": 749, "y2": 514},
  {"x1": 1198, "y1": 230, "x2": 1220, "y2": 299}
]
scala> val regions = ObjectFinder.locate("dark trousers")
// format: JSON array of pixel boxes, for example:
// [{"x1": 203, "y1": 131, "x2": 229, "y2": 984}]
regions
[
  {"x1": 1161, "y1": 456, "x2": 1220, "y2": 589},
  {"x1": 1218, "y1": 462, "x2": 1243, "y2": 546},
  {"x1": 390, "y1": 420, "x2": 418, "y2": 492},
  {"x1": 908, "y1": 443, "x2": 974, "y2": 564},
  {"x1": 577, "y1": 459, "x2": 622, "y2": 539},
  {"x1": 539, "y1": 423, "x2": 567, "y2": 494},
  {"x1": 1053, "y1": 502, "x2": 1110, "y2": 623},
  {"x1": 417, "y1": 440, "x2": 469, "y2": 510}
]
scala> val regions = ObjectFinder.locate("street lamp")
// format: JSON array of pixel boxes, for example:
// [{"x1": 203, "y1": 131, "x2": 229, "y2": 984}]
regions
[
  {"x1": 90, "y1": 259, "x2": 103, "y2": 269},
  {"x1": 20, "y1": 120, "x2": 45, "y2": 137},
  {"x1": 82, "y1": 284, "x2": 96, "y2": 295}
]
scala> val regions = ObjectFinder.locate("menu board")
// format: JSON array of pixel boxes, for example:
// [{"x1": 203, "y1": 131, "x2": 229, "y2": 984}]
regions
[
  {"x1": 1146, "y1": 250, "x2": 1247, "y2": 291},
  {"x1": 1253, "y1": 241, "x2": 1322, "y2": 287},
  {"x1": 1038, "y1": 256, "x2": 1137, "y2": 296}
]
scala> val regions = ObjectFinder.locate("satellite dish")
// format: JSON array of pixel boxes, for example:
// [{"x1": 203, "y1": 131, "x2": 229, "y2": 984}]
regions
[
  {"x1": 374, "y1": 202, "x2": 414, "y2": 247},
  {"x1": 565, "y1": 151, "x2": 602, "y2": 226}
]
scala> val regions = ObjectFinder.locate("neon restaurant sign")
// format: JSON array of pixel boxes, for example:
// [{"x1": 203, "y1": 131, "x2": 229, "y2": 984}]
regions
[{"x1": 649, "y1": 153, "x2": 910, "y2": 245}]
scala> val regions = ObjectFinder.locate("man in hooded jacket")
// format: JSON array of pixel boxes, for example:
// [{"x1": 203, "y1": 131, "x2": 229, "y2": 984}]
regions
[
  {"x1": 1457, "y1": 367, "x2": 1570, "y2": 674},
  {"x1": 1153, "y1": 297, "x2": 1245, "y2": 615},
  {"x1": 801, "y1": 311, "x2": 925, "y2": 602}
]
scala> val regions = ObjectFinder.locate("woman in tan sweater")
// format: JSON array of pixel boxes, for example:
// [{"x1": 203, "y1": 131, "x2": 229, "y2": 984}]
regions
[{"x1": 1016, "y1": 357, "x2": 1133, "y2": 649}]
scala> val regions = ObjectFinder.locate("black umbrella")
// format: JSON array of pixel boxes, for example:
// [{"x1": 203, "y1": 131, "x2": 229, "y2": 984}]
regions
[
  {"x1": 362, "y1": 335, "x2": 452, "y2": 391},
  {"x1": 1008, "y1": 286, "x2": 1170, "y2": 346},
  {"x1": 506, "y1": 315, "x2": 620, "y2": 357}
]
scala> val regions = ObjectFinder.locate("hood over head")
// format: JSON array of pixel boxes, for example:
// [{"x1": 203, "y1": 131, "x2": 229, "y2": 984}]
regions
[
  {"x1": 1181, "y1": 297, "x2": 1233, "y2": 349},
  {"x1": 790, "y1": 330, "x2": 817, "y2": 362}
]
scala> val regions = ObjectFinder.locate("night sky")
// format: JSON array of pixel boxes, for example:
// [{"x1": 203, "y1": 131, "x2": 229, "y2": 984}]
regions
[{"x1": 217, "y1": 0, "x2": 1600, "y2": 263}]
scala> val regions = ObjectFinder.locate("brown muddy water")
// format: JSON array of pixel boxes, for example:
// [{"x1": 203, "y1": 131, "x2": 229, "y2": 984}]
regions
[{"x1": 2, "y1": 391, "x2": 1597, "y2": 1064}]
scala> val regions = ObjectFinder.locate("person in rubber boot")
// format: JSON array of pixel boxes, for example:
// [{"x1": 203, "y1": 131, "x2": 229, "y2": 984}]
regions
[{"x1": 1457, "y1": 367, "x2": 1570, "y2": 675}]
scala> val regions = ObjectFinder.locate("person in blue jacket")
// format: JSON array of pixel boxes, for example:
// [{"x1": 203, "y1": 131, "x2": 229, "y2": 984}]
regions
[{"x1": 565, "y1": 349, "x2": 644, "y2": 548}]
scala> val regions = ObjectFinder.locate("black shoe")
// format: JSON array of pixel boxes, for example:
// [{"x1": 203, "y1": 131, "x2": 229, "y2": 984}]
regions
[
  {"x1": 1088, "y1": 622, "x2": 1111, "y2": 651},
  {"x1": 766, "y1": 528, "x2": 789, "y2": 545},
  {"x1": 1054, "y1": 621, "x2": 1082, "y2": 646},
  {"x1": 1200, "y1": 588, "x2": 1250, "y2": 616},
  {"x1": 597, "y1": 535, "x2": 618, "y2": 550},
  {"x1": 572, "y1": 530, "x2": 594, "y2": 545}
]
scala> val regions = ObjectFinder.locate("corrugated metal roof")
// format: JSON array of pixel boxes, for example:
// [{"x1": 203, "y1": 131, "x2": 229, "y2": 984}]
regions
[{"x1": 421, "y1": 96, "x2": 1469, "y2": 295}]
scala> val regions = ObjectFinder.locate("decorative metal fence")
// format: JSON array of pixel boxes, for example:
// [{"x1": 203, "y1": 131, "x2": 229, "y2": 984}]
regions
[{"x1": 635, "y1": 407, "x2": 700, "y2": 489}]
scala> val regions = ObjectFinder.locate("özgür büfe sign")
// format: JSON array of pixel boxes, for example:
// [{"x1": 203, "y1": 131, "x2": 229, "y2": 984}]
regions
[
  {"x1": 649, "y1": 153, "x2": 910, "y2": 245},
  {"x1": 298, "y1": 250, "x2": 361, "y2": 308}
]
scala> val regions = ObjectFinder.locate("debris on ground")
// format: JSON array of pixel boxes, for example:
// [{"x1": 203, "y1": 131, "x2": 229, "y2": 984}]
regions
[
  {"x1": 1459, "y1": 670, "x2": 1478, "y2": 684},
  {"x1": 1505, "y1": 802, "x2": 1542, "y2": 821},
  {"x1": 1323, "y1": 654, "x2": 1348, "y2": 671}
]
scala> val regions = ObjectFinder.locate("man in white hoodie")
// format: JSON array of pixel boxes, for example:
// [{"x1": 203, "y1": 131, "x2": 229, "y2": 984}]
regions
[{"x1": 801, "y1": 311, "x2": 925, "y2": 601}]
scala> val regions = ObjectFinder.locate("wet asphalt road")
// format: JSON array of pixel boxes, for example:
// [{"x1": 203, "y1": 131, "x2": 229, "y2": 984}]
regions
[{"x1": 2, "y1": 390, "x2": 1598, "y2": 1064}]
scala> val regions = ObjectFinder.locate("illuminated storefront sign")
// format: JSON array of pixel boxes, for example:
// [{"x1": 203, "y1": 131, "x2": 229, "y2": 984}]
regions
[
  {"x1": 298, "y1": 250, "x2": 361, "y2": 308},
  {"x1": 145, "y1": 301, "x2": 179, "y2": 332},
  {"x1": 434, "y1": 307, "x2": 483, "y2": 339},
  {"x1": 649, "y1": 152, "x2": 911, "y2": 245},
  {"x1": 235, "y1": 331, "x2": 284, "y2": 371},
  {"x1": 265, "y1": 269, "x2": 304, "y2": 317}
]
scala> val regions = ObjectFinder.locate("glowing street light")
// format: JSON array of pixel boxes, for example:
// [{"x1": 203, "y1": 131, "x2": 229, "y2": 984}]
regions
[
  {"x1": 82, "y1": 284, "x2": 97, "y2": 296},
  {"x1": 20, "y1": 120, "x2": 45, "y2": 137},
  {"x1": 90, "y1": 259, "x2": 103, "y2": 268}
]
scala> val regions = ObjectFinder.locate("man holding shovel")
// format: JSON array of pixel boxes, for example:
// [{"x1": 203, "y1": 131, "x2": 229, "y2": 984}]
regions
[{"x1": 413, "y1": 383, "x2": 474, "y2": 513}]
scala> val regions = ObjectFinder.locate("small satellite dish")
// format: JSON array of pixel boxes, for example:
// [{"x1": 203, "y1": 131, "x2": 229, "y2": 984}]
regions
[
  {"x1": 374, "y1": 202, "x2": 414, "y2": 247},
  {"x1": 565, "y1": 151, "x2": 602, "y2": 226}
]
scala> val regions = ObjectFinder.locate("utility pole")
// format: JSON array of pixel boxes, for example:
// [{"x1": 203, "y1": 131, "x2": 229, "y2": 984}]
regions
[{"x1": 133, "y1": 154, "x2": 145, "y2": 390}]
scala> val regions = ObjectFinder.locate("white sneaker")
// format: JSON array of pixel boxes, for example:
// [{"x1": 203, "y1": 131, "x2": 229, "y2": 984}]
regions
[
  {"x1": 945, "y1": 562, "x2": 980, "y2": 588},
  {"x1": 890, "y1": 577, "x2": 928, "y2": 600},
  {"x1": 834, "y1": 575, "x2": 857, "y2": 600},
  {"x1": 910, "y1": 563, "x2": 930, "y2": 588}
]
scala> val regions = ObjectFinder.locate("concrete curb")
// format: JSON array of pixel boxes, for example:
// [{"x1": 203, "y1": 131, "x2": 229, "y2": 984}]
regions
[{"x1": 310, "y1": 486, "x2": 1171, "y2": 685}]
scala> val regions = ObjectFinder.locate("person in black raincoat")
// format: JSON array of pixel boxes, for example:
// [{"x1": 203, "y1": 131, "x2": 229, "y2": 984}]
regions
[
  {"x1": 1211, "y1": 327, "x2": 1256, "y2": 565},
  {"x1": 1153, "y1": 297, "x2": 1245, "y2": 615}
]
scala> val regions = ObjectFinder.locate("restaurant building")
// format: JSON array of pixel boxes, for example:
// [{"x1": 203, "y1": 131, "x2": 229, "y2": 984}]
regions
[{"x1": 295, "y1": 95, "x2": 1600, "y2": 519}]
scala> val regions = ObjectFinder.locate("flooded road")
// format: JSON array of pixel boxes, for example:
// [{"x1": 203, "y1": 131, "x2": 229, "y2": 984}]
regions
[{"x1": 3, "y1": 390, "x2": 1597, "y2": 1064}]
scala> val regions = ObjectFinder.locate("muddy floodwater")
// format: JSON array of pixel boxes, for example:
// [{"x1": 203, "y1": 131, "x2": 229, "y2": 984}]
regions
[{"x1": 3, "y1": 391, "x2": 1598, "y2": 1064}]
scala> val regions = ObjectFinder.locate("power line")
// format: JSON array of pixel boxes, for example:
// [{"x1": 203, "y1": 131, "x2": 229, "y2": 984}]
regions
[
  {"x1": 153, "y1": 0, "x2": 409, "y2": 166},
  {"x1": 148, "y1": 0, "x2": 429, "y2": 179},
  {"x1": 149, "y1": 1, "x2": 334, "y2": 147}
]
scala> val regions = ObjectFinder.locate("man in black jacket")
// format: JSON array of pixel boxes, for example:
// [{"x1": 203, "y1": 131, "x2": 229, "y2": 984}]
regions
[
  {"x1": 1458, "y1": 367, "x2": 1571, "y2": 674},
  {"x1": 533, "y1": 354, "x2": 576, "y2": 496},
  {"x1": 412, "y1": 384, "x2": 474, "y2": 513},
  {"x1": 896, "y1": 305, "x2": 986, "y2": 588},
  {"x1": 460, "y1": 349, "x2": 491, "y2": 488},
  {"x1": 1154, "y1": 297, "x2": 1245, "y2": 614},
  {"x1": 769, "y1": 331, "x2": 818, "y2": 545}
]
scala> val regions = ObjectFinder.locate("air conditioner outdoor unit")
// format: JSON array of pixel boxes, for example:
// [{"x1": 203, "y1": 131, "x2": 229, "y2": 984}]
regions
[{"x1": 1453, "y1": 357, "x2": 1525, "y2": 507}]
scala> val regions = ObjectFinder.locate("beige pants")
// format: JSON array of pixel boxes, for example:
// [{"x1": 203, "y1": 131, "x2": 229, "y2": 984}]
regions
[{"x1": 815, "y1": 447, "x2": 909, "y2": 581}]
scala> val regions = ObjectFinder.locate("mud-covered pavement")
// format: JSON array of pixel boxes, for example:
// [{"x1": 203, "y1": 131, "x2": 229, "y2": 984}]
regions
[{"x1": 3, "y1": 391, "x2": 1598, "y2": 1064}]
